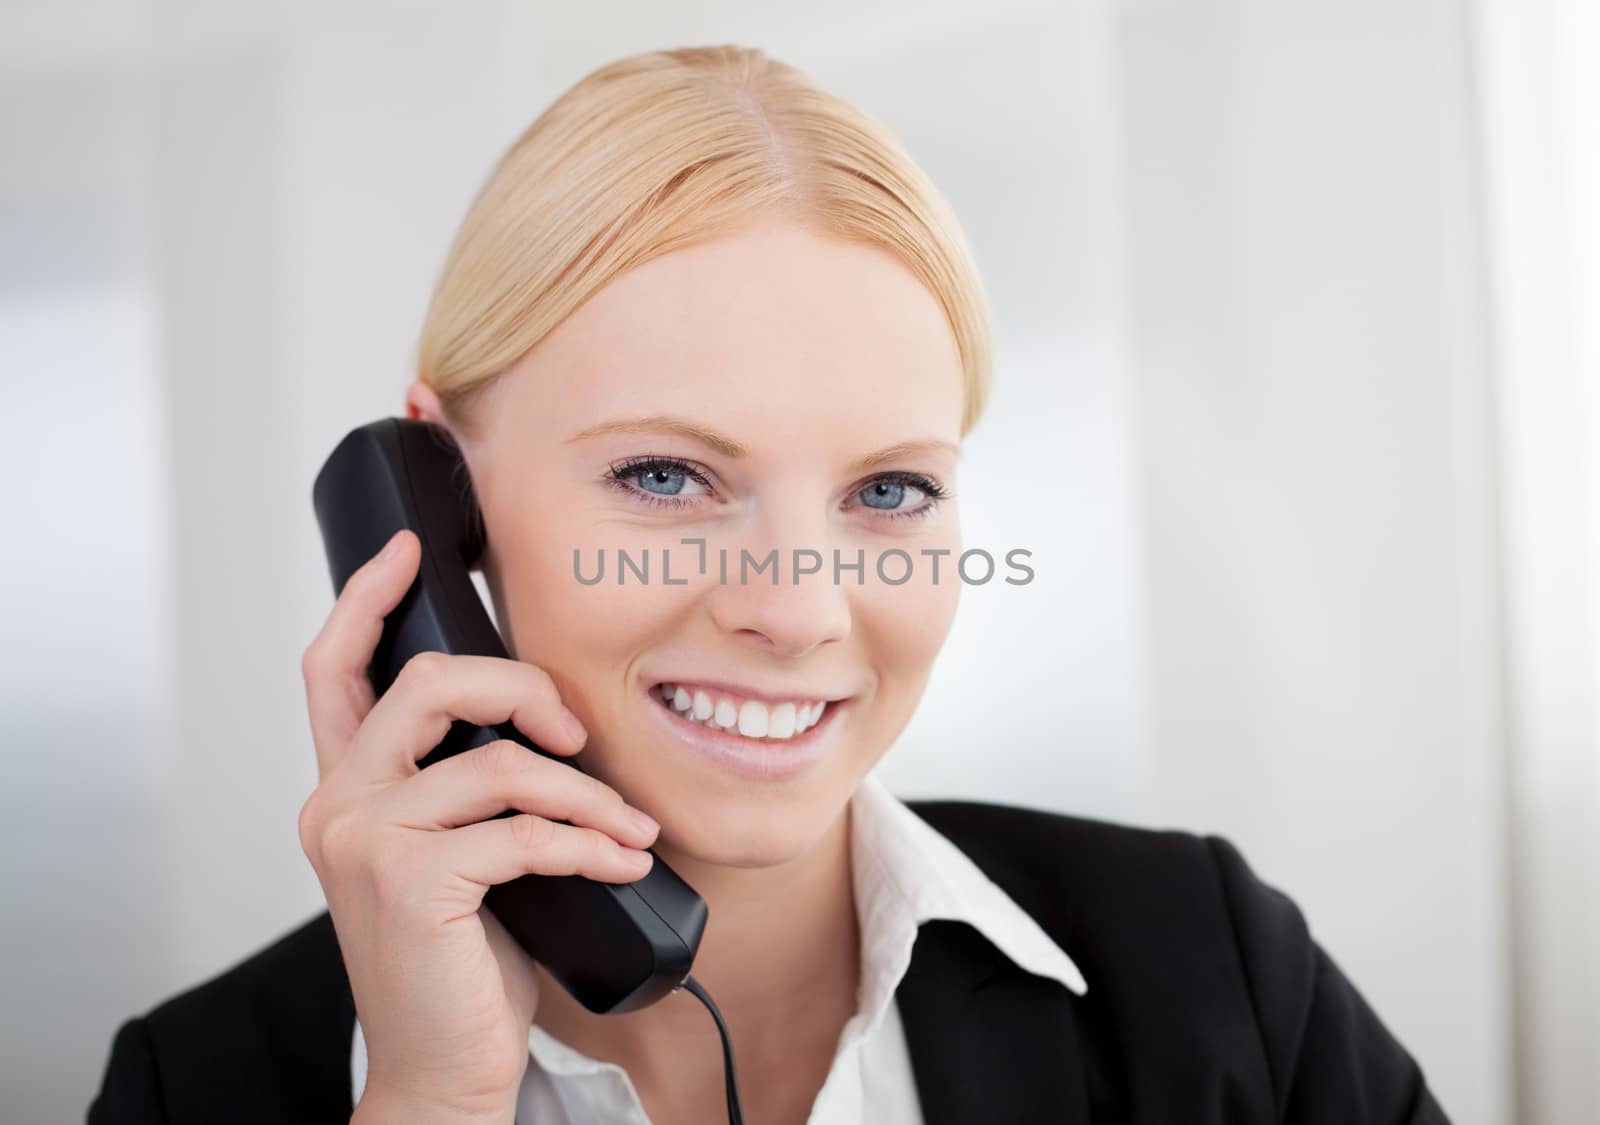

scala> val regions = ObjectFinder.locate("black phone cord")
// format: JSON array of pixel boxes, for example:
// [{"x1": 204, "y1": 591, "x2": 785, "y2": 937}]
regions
[{"x1": 681, "y1": 974, "x2": 744, "y2": 1125}]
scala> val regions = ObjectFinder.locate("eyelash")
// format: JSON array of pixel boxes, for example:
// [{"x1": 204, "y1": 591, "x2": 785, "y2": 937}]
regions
[{"x1": 603, "y1": 454, "x2": 951, "y2": 521}]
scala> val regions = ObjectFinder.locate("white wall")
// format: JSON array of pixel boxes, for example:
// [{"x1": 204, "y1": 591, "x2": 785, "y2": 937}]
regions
[
  {"x1": 1473, "y1": 0, "x2": 1600, "y2": 1120},
  {"x1": 0, "y1": 56, "x2": 183, "y2": 1123},
  {"x1": 1113, "y1": 4, "x2": 1510, "y2": 1120},
  {"x1": 7, "y1": 2, "x2": 1582, "y2": 1121}
]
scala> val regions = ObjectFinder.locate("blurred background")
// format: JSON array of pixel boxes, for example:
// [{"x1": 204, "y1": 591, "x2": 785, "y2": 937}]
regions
[{"x1": 3, "y1": 0, "x2": 1596, "y2": 1121}]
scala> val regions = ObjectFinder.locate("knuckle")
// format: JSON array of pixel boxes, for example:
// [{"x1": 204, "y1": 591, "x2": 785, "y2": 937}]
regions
[
  {"x1": 509, "y1": 813, "x2": 556, "y2": 854},
  {"x1": 300, "y1": 642, "x2": 332, "y2": 686},
  {"x1": 315, "y1": 807, "x2": 368, "y2": 872},
  {"x1": 296, "y1": 790, "x2": 325, "y2": 859},
  {"x1": 399, "y1": 650, "x2": 448, "y2": 687},
  {"x1": 473, "y1": 739, "x2": 527, "y2": 780}
]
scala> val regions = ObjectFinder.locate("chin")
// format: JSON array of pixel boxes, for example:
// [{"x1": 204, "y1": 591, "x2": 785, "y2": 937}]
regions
[{"x1": 651, "y1": 794, "x2": 843, "y2": 871}]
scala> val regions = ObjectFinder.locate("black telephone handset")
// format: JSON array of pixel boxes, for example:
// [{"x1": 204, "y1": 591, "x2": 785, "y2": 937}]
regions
[{"x1": 311, "y1": 417, "x2": 709, "y2": 1016}]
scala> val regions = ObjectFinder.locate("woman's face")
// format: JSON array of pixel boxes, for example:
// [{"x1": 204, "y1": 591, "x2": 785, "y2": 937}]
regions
[{"x1": 420, "y1": 216, "x2": 965, "y2": 869}]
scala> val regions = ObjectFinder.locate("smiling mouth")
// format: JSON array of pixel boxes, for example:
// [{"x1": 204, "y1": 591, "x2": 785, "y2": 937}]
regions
[{"x1": 649, "y1": 682, "x2": 832, "y2": 741}]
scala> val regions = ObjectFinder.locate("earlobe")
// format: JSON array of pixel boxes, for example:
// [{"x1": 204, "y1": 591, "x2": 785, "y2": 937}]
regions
[{"x1": 405, "y1": 381, "x2": 447, "y2": 424}]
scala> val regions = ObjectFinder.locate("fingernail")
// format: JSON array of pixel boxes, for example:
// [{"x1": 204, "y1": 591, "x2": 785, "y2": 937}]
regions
[
  {"x1": 379, "y1": 532, "x2": 404, "y2": 561},
  {"x1": 628, "y1": 807, "x2": 659, "y2": 835},
  {"x1": 562, "y1": 708, "x2": 587, "y2": 743}
]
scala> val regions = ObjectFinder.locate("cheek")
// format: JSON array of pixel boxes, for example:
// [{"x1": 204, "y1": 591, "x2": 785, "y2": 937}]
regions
[
  {"x1": 488, "y1": 513, "x2": 684, "y2": 713},
  {"x1": 855, "y1": 558, "x2": 962, "y2": 701}
]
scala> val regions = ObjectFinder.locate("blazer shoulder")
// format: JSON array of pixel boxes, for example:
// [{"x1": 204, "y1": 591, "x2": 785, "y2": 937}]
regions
[
  {"x1": 89, "y1": 911, "x2": 355, "y2": 1125},
  {"x1": 904, "y1": 799, "x2": 1451, "y2": 1123},
  {"x1": 902, "y1": 797, "x2": 1221, "y2": 927}
]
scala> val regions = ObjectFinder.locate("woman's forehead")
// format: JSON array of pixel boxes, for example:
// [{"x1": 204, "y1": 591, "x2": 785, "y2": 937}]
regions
[{"x1": 493, "y1": 224, "x2": 964, "y2": 451}]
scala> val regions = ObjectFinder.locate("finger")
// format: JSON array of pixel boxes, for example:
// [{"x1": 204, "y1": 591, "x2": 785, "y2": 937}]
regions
[
  {"x1": 346, "y1": 653, "x2": 588, "y2": 784},
  {"x1": 379, "y1": 739, "x2": 659, "y2": 849},
  {"x1": 434, "y1": 813, "x2": 656, "y2": 889},
  {"x1": 301, "y1": 529, "x2": 420, "y2": 778}
]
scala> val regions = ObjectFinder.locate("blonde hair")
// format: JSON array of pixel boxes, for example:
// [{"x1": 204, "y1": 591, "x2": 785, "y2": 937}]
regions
[{"x1": 416, "y1": 44, "x2": 993, "y2": 439}]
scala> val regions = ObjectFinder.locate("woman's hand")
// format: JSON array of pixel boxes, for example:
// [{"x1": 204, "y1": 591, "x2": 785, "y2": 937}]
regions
[{"x1": 297, "y1": 529, "x2": 660, "y2": 1124}]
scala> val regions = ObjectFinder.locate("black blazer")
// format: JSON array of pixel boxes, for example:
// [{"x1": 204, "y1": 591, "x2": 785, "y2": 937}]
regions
[{"x1": 88, "y1": 800, "x2": 1452, "y2": 1123}]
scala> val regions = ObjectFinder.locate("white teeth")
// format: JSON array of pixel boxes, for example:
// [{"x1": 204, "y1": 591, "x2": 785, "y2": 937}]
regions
[
  {"x1": 797, "y1": 700, "x2": 826, "y2": 732},
  {"x1": 655, "y1": 683, "x2": 831, "y2": 741},
  {"x1": 737, "y1": 700, "x2": 768, "y2": 737},
  {"x1": 768, "y1": 702, "x2": 796, "y2": 738}
]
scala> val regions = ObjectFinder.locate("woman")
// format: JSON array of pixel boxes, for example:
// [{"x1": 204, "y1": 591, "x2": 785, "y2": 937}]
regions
[{"x1": 89, "y1": 44, "x2": 1450, "y2": 1124}]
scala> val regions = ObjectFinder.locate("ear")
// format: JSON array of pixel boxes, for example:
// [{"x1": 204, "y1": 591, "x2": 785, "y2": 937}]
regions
[{"x1": 405, "y1": 381, "x2": 447, "y2": 424}]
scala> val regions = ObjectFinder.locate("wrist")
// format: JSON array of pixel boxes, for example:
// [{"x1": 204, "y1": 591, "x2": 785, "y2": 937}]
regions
[{"x1": 353, "y1": 1080, "x2": 516, "y2": 1125}]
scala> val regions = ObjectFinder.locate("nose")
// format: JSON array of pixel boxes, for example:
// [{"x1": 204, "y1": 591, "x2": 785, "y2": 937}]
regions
[{"x1": 702, "y1": 515, "x2": 853, "y2": 659}]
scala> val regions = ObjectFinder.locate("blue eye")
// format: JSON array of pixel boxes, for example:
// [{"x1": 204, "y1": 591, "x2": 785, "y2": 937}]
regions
[
  {"x1": 860, "y1": 480, "x2": 910, "y2": 509},
  {"x1": 605, "y1": 455, "x2": 713, "y2": 509},
  {"x1": 849, "y1": 472, "x2": 949, "y2": 520},
  {"x1": 637, "y1": 467, "x2": 688, "y2": 495},
  {"x1": 604, "y1": 456, "x2": 951, "y2": 521}
]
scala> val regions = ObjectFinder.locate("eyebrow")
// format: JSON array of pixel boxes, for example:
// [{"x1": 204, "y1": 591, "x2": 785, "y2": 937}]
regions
[{"x1": 564, "y1": 414, "x2": 959, "y2": 471}]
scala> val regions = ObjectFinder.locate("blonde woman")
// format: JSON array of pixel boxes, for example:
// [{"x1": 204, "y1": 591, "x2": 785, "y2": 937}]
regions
[{"x1": 89, "y1": 45, "x2": 1450, "y2": 1125}]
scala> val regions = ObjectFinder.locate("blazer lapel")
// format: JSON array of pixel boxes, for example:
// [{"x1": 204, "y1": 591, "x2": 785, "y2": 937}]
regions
[{"x1": 894, "y1": 918, "x2": 1088, "y2": 1124}]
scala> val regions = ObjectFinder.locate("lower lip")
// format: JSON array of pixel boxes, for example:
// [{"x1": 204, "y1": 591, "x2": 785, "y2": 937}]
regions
[{"x1": 643, "y1": 685, "x2": 843, "y2": 781}]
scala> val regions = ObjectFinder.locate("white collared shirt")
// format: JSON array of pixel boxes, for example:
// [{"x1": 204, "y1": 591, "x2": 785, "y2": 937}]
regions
[{"x1": 350, "y1": 771, "x2": 1088, "y2": 1123}]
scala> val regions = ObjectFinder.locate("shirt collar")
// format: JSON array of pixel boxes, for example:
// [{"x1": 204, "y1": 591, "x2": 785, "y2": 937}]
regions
[
  {"x1": 849, "y1": 769, "x2": 1088, "y2": 1011},
  {"x1": 353, "y1": 770, "x2": 1087, "y2": 1102},
  {"x1": 524, "y1": 770, "x2": 1089, "y2": 1079}
]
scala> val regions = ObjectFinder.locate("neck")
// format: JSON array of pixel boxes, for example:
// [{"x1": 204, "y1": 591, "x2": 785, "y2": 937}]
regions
[{"x1": 531, "y1": 799, "x2": 863, "y2": 1100}]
